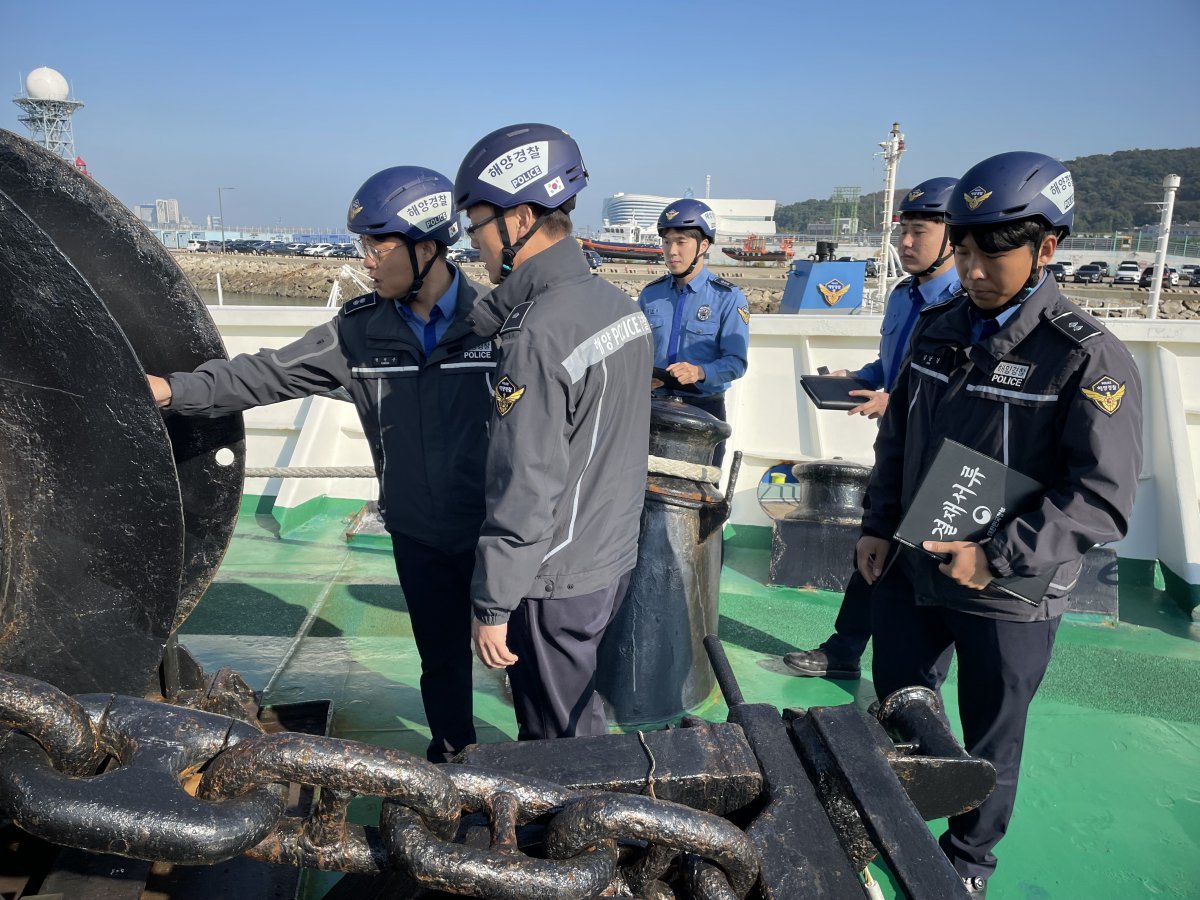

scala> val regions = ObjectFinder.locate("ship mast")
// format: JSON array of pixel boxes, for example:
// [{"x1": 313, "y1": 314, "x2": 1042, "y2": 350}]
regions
[{"x1": 877, "y1": 122, "x2": 904, "y2": 299}]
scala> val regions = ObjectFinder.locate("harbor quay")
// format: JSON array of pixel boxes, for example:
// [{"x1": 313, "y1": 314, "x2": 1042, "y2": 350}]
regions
[{"x1": 170, "y1": 251, "x2": 1200, "y2": 319}]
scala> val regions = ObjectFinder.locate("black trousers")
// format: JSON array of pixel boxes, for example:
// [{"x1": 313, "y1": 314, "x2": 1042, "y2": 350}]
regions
[
  {"x1": 681, "y1": 394, "x2": 728, "y2": 468},
  {"x1": 505, "y1": 572, "x2": 631, "y2": 741},
  {"x1": 871, "y1": 567, "x2": 1060, "y2": 880},
  {"x1": 390, "y1": 533, "x2": 477, "y2": 763},
  {"x1": 823, "y1": 569, "x2": 873, "y2": 659}
]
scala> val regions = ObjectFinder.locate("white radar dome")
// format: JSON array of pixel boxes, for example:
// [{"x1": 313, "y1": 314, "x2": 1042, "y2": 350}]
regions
[{"x1": 25, "y1": 67, "x2": 70, "y2": 101}]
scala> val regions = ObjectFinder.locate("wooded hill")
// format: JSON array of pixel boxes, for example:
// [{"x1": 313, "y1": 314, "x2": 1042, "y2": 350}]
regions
[{"x1": 775, "y1": 148, "x2": 1199, "y2": 235}]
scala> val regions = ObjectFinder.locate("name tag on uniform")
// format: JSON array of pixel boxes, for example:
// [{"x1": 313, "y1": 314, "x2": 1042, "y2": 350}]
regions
[{"x1": 989, "y1": 360, "x2": 1032, "y2": 389}]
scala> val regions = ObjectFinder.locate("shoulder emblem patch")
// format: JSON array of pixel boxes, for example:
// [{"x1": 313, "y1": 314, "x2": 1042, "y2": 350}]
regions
[
  {"x1": 494, "y1": 374, "x2": 526, "y2": 416},
  {"x1": 738, "y1": 306, "x2": 750, "y2": 325},
  {"x1": 341, "y1": 294, "x2": 378, "y2": 316},
  {"x1": 499, "y1": 300, "x2": 535, "y2": 336},
  {"x1": 712, "y1": 276, "x2": 737, "y2": 291},
  {"x1": 1081, "y1": 374, "x2": 1125, "y2": 416}
]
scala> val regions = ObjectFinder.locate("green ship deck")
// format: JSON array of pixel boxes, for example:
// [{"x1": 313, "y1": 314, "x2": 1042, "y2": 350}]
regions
[{"x1": 178, "y1": 497, "x2": 1200, "y2": 899}]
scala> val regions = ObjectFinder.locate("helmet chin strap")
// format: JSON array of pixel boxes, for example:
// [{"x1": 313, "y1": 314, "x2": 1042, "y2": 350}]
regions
[
  {"x1": 983, "y1": 229, "x2": 1047, "y2": 317},
  {"x1": 671, "y1": 237, "x2": 707, "y2": 282},
  {"x1": 495, "y1": 205, "x2": 549, "y2": 282},
  {"x1": 399, "y1": 240, "x2": 439, "y2": 305},
  {"x1": 916, "y1": 221, "x2": 952, "y2": 278}
]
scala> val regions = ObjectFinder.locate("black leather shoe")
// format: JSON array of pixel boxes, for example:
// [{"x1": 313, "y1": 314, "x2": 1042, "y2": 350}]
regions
[
  {"x1": 782, "y1": 646, "x2": 861, "y2": 679},
  {"x1": 962, "y1": 875, "x2": 987, "y2": 897}
]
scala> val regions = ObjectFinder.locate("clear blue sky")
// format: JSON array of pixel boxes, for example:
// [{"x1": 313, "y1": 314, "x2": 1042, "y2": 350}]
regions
[{"x1": 4, "y1": 0, "x2": 1197, "y2": 233}]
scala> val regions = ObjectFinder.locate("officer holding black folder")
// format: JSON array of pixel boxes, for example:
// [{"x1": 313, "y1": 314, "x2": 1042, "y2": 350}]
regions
[
  {"x1": 859, "y1": 152, "x2": 1143, "y2": 897},
  {"x1": 785, "y1": 177, "x2": 961, "y2": 679}
]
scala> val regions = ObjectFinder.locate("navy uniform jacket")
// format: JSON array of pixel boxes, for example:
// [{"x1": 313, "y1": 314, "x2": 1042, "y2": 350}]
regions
[
  {"x1": 465, "y1": 238, "x2": 653, "y2": 625},
  {"x1": 166, "y1": 266, "x2": 493, "y2": 554},
  {"x1": 862, "y1": 277, "x2": 1143, "y2": 621},
  {"x1": 855, "y1": 267, "x2": 960, "y2": 391},
  {"x1": 637, "y1": 267, "x2": 750, "y2": 397}
]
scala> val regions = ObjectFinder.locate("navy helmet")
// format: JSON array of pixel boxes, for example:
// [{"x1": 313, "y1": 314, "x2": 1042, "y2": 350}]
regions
[
  {"x1": 657, "y1": 198, "x2": 717, "y2": 241},
  {"x1": 898, "y1": 177, "x2": 958, "y2": 217},
  {"x1": 945, "y1": 152, "x2": 1074, "y2": 236},
  {"x1": 346, "y1": 166, "x2": 460, "y2": 245},
  {"x1": 454, "y1": 123, "x2": 587, "y2": 213}
]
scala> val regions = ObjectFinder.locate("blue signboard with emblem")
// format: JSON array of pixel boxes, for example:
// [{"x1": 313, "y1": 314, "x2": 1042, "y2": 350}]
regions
[{"x1": 780, "y1": 260, "x2": 866, "y2": 314}]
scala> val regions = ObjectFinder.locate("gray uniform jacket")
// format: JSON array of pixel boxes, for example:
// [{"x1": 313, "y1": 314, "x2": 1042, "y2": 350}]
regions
[
  {"x1": 862, "y1": 277, "x2": 1143, "y2": 621},
  {"x1": 166, "y1": 266, "x2": 492, "y2": 553},
  {"x1": 466, "y1": 238, "x2": 653, "y2": 625}
]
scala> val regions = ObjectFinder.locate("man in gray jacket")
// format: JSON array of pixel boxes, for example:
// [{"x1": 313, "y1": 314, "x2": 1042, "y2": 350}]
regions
[
  {"x1": 455, "y1": 123, "x2": 652, "y2": 740},
  {"x1": 148, "y1": 167, "x2": 492, "y2": 762}
]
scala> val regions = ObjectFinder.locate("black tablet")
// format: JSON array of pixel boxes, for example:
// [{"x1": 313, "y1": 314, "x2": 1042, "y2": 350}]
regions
[{"x1": 798, "y1": 374, "x2": 878, "y2": 410}]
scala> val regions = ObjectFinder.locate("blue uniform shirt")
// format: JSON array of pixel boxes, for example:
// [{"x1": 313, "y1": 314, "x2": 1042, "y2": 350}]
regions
[
  {"x1": 968, "y1": 272, "x2": 1045, "y2": 344},
  {"x1": 637, "y1": 267, "x2": 750, "y2": 397},
  {"x1": 855, "y1": 267, "x2": 960, "y2": 391},
  {"x1": 395, "y1": 266, "x2": 460, "y2": 355}
]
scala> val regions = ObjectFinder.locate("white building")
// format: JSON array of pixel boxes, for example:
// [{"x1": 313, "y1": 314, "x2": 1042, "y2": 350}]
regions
[
  {"x1": 602, "y1": 192, "x2": 776, "y2": 237},
  {"x1": 155, "y1": 198, "x2": 181, "y2": 225}
]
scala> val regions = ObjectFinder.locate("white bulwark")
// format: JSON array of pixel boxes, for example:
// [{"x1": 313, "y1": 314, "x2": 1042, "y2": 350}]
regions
[{"x1": 602, "y1": 193, "x2": 776, "y2": 237}]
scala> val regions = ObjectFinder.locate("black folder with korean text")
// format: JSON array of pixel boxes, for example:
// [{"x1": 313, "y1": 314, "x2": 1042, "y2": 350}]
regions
[
  {"x1": 893, "y1": 440, "x2": 1053, "y2": 605},
  {"x1": 798, "y1": 374, "x2": 878, "y2": 410}
]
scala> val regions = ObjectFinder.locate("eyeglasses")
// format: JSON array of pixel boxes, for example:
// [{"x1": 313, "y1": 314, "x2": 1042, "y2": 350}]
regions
[
  {"x1": 465, "y1": 211, "x2": 501, "y2": 237},
  {"x1": 353, "y1": 237, "x2": 403, "y2": 262}
]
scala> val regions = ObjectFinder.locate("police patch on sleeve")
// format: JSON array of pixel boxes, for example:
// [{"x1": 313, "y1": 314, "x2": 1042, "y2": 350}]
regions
[
  {"x1": 738, "y1": 306, "x2": 750, "y2": 325},
  {"x1": 1081, "y1": 374, "x2": 1125, "y2": 416},
  {"x1": 494, "y1": 374, "x2": 526, "y2": 416}
]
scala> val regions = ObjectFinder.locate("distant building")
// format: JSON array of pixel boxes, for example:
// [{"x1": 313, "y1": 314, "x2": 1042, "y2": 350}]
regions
[
  {"x1": 155, "y1": 198, "x2": 181, "y2": 225},
  {"x1": 206, "y1": 215, "x2": 223, "y2": 230},
  {"x1": 601, "y1": 192, "x2": 776, "y2": 237},
  {"x1": 133, "y1": 204, "x2": 156, "y2": 225}
]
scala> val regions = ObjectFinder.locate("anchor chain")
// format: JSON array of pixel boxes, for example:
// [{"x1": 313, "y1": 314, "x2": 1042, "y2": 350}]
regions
[{"x1": 0, "y1": 671, "x2": 760, "y2": 899}]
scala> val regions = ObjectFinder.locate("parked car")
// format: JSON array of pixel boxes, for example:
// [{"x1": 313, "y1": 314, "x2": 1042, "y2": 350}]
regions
[
  {"x1": 1113, "y1": 262, "x2": 1141, "y2": 285},
  {"x1": 1045, "y1": 262, "x2": 1067, "y2": 282},
  {"x1": 1140, "y1": 266, "x2": 1179, "y2": 288},
  {"x1": 1056, "y1": 261, "x2": 1075, "y2": 278},
  {"x1": 286, "y1": 242, "x2": 309, "y2": 255},
  {"x1": 303, "y1": 243, "x2": 334, "y2": 256},
  {"x1": 583, "y1": 249, "x2": 602, "y2": 270},
  {"x1": 1191, "y1": 269, "x2": 1200, "y2": 287},
  {"x1": 1088, "y1": 261, "x2": 1112, "y2": 278},
  {"x1": 1179, "y1": 263, "x2": 1199, "y2": 280},
  {"x1": 454, "y1": 247, "x2": 481, "y2": 263},
  {"x1": 863, "y1": 258, "x2": 879, "y2": 278},
  {"x1": 1073, "y1": 264, "x2": 1104, "y2": 283}
]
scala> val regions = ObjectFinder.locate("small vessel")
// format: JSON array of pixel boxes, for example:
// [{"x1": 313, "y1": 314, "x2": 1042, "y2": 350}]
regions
[
  {"x1": 722, "y1": 233, "x2": 794, "y2": 263},
  {"x1": 579, "y1": 221, "x2": 663, "y2": 262}
]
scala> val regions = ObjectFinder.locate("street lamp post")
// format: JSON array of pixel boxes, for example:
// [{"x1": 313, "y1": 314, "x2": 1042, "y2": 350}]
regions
[{"x1": 217, "y1": 186, "x2": 235, "y2": 252}]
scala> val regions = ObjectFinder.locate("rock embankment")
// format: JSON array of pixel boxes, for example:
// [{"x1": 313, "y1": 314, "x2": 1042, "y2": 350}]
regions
[
  {"x1": 173, "y1": 253, "x2": 352, "y2": 301},
  {"x1": 171, "y1": 252, "x2": 789, "y2": 310},
  {"x1": 170, "y1": 252, "x2": 1199, "y2": 318}
]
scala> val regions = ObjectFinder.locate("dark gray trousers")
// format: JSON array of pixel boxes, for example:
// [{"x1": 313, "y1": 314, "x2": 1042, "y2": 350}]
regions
[
  {"x1": 871, "y1": 567, "x2": 1060, "y2": 880},
  {"x1": 505, "y1": 571, "x2": 631, "y2": 741},
  {"x1": 390, "y1": 534, "x2": 476, "y2": 763}
]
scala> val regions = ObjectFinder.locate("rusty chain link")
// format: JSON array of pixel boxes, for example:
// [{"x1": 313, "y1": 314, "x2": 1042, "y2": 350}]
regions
[{"x1": 0, "y1": 672, "x2": 760, "y2": 898}]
